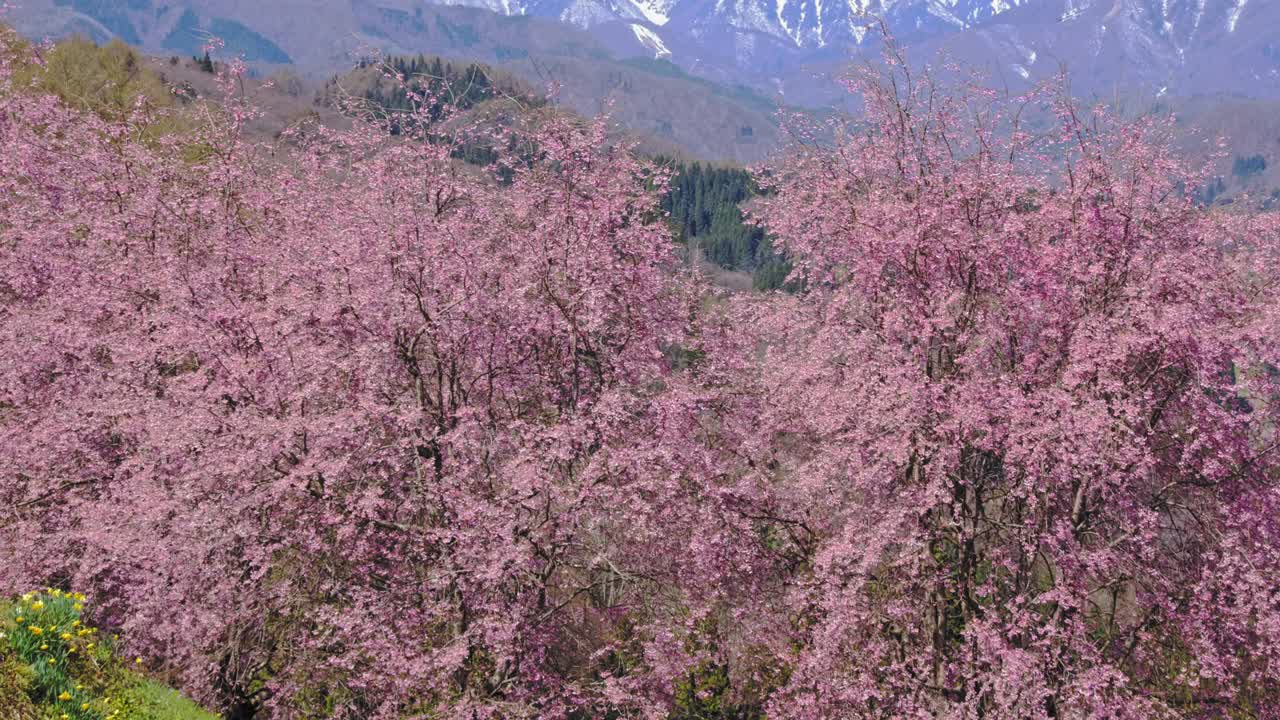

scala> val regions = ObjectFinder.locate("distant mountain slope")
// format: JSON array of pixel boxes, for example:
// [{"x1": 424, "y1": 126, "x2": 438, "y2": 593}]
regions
[
  {"x1": 9, "y1": 0, "x2": 1278, "y2": 108},
  {"x1": 919, "y1": 0, "x2": 1280, "y2": 100},
  {"x1": 6, "y1": 0, "x2": 1279, "y2": 164},
  {"x1": 368, "y1": 0, "x2": 1279, "y2": 102},
  {"x1": 6, "y1": 0, "x2": 636, "y2": 71},
  {"x1": 5, "y1": 0, "x2": 787, "y2": 162}
]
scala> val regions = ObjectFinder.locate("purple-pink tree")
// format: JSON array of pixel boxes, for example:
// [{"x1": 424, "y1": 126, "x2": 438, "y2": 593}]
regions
[
  {"x1": 693, "y1": 56, "x2": 1280, "y2": 719},
  {"x1": 0, "y1": 39, "x2": 702, "y2": 718},
  {"x1": 2, "y1": 27, "x2": 1280, "y2": 720}
]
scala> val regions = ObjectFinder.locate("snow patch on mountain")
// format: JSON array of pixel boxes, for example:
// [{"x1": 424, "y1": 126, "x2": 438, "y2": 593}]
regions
[
  {"x1": 630, "y1": 0, "x2": 674, "y2": 25},
  {"x1": 630, "y1": 23, "x2": 672, "y2": 56},
  {"x1": 1227, "y1": 0, "x2": 1247, "y2": 32}
]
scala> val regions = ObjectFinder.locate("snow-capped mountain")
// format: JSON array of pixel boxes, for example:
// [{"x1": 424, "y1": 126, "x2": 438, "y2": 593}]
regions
[
  {"x1": 4, "y1": 0, "x2": 1278, "y2": 103},
  {"x1": 922, "y1": 0, "x2": 1280, "y2": 98},
  {"x1": 408, "y1": 0, "x2": 1276, "y2": 100},
  {"x1": 434, "y1": 0, "x2": 675, "y2": 28},
  {"x1": 434, "y1": 0, "x2": 1040, "y2": 48},
  {"x1": 668, "y1": 0, "x2": 1039, "y2": 50}
]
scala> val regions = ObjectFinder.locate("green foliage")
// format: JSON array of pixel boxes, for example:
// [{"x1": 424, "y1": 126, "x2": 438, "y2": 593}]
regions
[
  {"x1": 751, "y1": 261, "x2": 792, "y2": 291},
  {"x1": 0, "y1": 31, "x2": 197, "y2": 144},
  {"x1": 30, "y1": 37, "x2": 172, "y2": 121},
  {"x1": 324, "y1": 54, "x2": 536, "y2": 136},
  {"x1": 659, "y1": 160, "x2": 792, "y2": 290}
]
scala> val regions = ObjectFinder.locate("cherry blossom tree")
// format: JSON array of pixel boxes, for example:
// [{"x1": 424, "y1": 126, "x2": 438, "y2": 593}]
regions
[
  {"x1": 693, "y1": 51, "x2": 1280, "y2": 719},
  {"x1": 3, "y1": 25, "x2": 1280, "y2": 720},
  {"x1": 0, "y1": 37, "x2": 703, "y2": 718}
]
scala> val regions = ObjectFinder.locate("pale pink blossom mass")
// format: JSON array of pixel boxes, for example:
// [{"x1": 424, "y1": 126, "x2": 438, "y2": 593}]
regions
[{"x1": 1, "y1": 28, "x2": 1279, "y2": 720}]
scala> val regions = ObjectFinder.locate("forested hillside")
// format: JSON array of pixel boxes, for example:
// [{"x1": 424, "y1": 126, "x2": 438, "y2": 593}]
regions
[
  {"x1": 660, "y1": 160, "x2": 791, "y2": 290},
  {"x1": 318, "y1": 53, "x2": 540, "y2": 126},
  {"x1": 3, "y1": 24, "x2": 1280, "y2": 720}
]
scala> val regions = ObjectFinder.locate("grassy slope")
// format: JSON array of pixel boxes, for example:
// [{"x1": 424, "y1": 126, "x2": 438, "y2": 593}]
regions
[{"x1": 1, "y1": 597, "x2": 217, "y2": 720}]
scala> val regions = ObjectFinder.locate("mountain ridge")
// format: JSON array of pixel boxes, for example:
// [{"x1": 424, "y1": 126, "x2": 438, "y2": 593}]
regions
[{"x1": 7, "y1": 0, "x2": 1278, "y2": 103}]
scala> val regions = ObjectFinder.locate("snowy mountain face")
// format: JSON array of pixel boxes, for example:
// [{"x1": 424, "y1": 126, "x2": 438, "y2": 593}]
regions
[
  {"x1": 5, "y1": 0, "x2": 1277, "y2": 104},
  {"x1": 435, "y1": 0, "x2": 1040, "y2": 48},
  {"x1": 414, "y1": 0, "x2": 1277, "y2": 100},
  {"x1": 685, "y1": 0, "x2": 1041, "y2": 49},
  {"x1": 435, "y1": 0, "x2": 675, "y2": 27},
  {"x1": 931, "y1": 0, "x2": 1280, "y2": 98}
]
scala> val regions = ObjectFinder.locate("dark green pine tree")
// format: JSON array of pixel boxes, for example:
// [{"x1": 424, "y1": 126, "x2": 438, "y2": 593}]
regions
[{"x1": 659, "y1": 159, "x2": 791, "y2": 290}]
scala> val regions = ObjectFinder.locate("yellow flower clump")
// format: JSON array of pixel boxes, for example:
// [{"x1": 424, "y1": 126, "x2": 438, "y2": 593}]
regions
[{"x1": 6, "y1": 588, "x2": 131, "y2": 720}]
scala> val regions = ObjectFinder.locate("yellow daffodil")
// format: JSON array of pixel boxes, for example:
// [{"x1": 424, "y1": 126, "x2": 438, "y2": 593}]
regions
[
  {"x1": 73, "y1": 603, "x2": 83, "y2": 612},
  {"x1": 58, "y1": 691, "x2": 72, "y2": 701},
  {"x1": 30, "y1": 626, "x2": 42, "y2": 635},
  {"x1": 87, "y1": 642, "x2": 95, "y2": 649},
  {"x1": 72, "y1": 620, "x2": 80, "y2": 627},
  {"x1": 40, "y1": 643, "x2": 48, "y2": 650},
  {"x1": 61, "y1": 715, "x2": 69, "y2": 720},
  {"x1": 135, "y1": 656, "x2": 143, "y2": 664},
  {"x1": 31, "y1": 600, "x2": 44, "y2": 610},
  {"x1": 14, "y1": 616, "x2": 22, "y2": 624},
  {"x1": 61, "y1": 632, "x2": 72, "y2": 640},
  {"x1": 81, "y1": 703, "x2": 89, "y2": 710},
  {"x1": 69, "y1": 647, "x2": 76, "y2": 654}
]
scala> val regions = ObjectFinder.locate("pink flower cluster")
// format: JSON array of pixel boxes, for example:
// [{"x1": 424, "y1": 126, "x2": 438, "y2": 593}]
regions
[{"x1": 2, "y1": 32, "x2": 1279, "y2": 720}]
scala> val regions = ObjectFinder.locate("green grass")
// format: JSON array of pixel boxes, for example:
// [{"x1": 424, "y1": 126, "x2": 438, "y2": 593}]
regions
[{"x1": 111, "y1": 677, "x2": 219, "y2": 720}]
